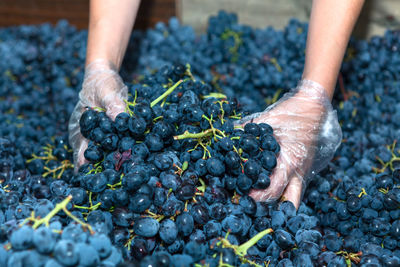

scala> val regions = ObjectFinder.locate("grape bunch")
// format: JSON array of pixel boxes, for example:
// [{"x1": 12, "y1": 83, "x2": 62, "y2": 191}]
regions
[
  {"x1": 0, "y1": 196, "x2": 123, "y2": 267},
  {"x1": 72, "y1": 64, "x2": 283, "y2": 264},
  {"x1": 78, "y1": 64, "x2": 279, "y2": 195}
]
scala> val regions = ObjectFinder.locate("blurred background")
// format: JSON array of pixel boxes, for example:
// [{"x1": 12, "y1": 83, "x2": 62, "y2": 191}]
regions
[{"x1": 1, "y1": 0, "x2": 400, "y2": 38}]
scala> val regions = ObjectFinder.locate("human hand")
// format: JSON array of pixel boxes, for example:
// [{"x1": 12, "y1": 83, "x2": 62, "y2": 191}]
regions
[
  {"x1": 239, "y1": 79, "x2": 342, "y2": 208},
  {"x1": 68, "y1": 59, "x2": 128, "y2": 170}
]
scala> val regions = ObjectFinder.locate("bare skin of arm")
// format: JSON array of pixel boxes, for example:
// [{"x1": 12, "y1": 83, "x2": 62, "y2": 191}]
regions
[
  {"x1": 302, "y1": 0, "x2": 365, "y2": 100},
  {"x1": 86, "y1": 0, "x2": 141, "y2": 69}
]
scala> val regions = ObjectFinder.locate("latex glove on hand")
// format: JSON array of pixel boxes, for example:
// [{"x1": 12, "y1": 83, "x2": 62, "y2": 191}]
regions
[
  {"x1": 68, "y1": 59, "x2": 128, "y2": 170},
  {"x1": 239, "y1": 79, "x2": 342, "y2": 208}
]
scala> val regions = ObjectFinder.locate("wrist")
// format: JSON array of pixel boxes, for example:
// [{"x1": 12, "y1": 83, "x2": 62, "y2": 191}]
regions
[
  {"x1": 302, "y1": 68, "x2": 337, "y2": 100},
  {"x1": 296, "y1": 79, "x2": 331, "y2": 103},
  {"x1": 85, "y1": 59, "x2": 118, "y2": 73},
  {"x1": 86, "y1": 52, "x2": 120, "y2": 71}
]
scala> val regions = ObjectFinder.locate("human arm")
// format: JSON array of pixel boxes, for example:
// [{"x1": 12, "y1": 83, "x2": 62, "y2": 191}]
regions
[
  {"x1": 245, "y1": 0, "x2": 365, "y2": 208},
  {"x1": 303, "y1": 0, "x2": 365, "y2": 99},
  {"x1": 86, "y1": 0, "x2": 141, "y2": 68},
  {"x1": 68, "y1": 0, "x2": 140, "y2": 170}
]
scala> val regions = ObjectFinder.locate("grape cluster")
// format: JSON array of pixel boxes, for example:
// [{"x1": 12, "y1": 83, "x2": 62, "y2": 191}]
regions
[
  {"x1": 1, "y1": 9, "x2": 400, "y2": 267},
  {"x1": 0, "y1": 199, "x2": 123, "y2": 267},
  {"x1": 72, "y1": 65, "x2": 283, "y2": 265}
]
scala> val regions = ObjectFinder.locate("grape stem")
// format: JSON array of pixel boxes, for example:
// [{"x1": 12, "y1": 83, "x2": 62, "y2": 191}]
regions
[
  {"x1": 219, "y1": 228, "x2": 274, "y2": 257},
  {"x1": 174, "y1": 129, "x2": 214, "y2": 140},
  {"x1": 32, "y1": 195, "x2": 72, "y2": 229},
  {"x1": 26, "y1": 195, "x2": 95, "y2": 234},
  {"x1": 150, "y1": 79, "x2": 183, "y2": 107}
]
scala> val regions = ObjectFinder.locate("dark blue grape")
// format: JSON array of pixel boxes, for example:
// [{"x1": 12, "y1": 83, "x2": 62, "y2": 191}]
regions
[
  {"x1": 134, "y1": 217, "x2": 160, "y2": 237},
  {"x1": 159, "y1": 219, "x2": 178, "y2": 244}
]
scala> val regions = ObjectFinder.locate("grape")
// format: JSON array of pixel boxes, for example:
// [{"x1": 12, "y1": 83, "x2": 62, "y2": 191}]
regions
[
  {"x1": 206, "y1": 158, "x2": 225, "y2": 177},
  {"x1": 239, "y1": 134, "x2": 259, "y2": 155},
  {"x1": 237, "y1": 196, "x2": 256, "y2": 216},
  {"x1": 54, "y1": 240, "x2": 79, "y2": 266},
  {"x1": 83, "y1": 173, "x2": 108, "y2": 193},
  {"x1": 122, "y1": 172, "x2": 146, "y2": 192},
  {"x1": 131, "y1": 238, "x2": 149, "y2": 260},
  {"x1": 176, "y1": 212, "x2": 194, "y2": 236},
  {"x1": 191, "y1": 205, "x2": 209, "y2": 225},
  {"x1": 129, "y1": 193, "x2": 152, "y2": 213},
  {"x1": 128, "y1": 116, "x2": 147, "y2": 136},
  {"x1": 203, "y1": 220, "x2": 222, "y2": 239},
  {"x1": 260, "y1": 150, "x2": 277, "y2": 170},
  {"x1": 145, "y1": 133, "x2": 164, "y2": 152},
  {"x1": 10, "y1": 225, "x2": 34, "y2": 250},
  {"x1": 76, "y1": 242, "x2": 100, "y2": 266},
  {"x1": 159, "y1": 219, "x2": 178, "y2": 244},
  {"x1": 89, "y1": 234, "x2": 112, "y2": 259},
  {"x1": 176, "y1": 182, "x2": 196, "y2": 201},
  {"x1": 33, "y1": 227, "x2": 56, "y2": 254},
  {"x1": 134, "y1": 217, "x2": 160, "y2": 237},
  {"x1": 222, "y1": 215, "x2": 243, "y2": 234},
  {"x1": 80, "y1": 110, "x2": 99, "y2": 136},
  {"x1": 171, "y1": 254, "x2": 194, "y2": 267}
]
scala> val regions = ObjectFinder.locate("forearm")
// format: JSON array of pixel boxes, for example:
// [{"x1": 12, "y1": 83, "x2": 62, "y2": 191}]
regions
[
  {"x1": 86, "y1": 0, "x2": 140, "y2": 70},
  {"x1": 303, "y1": 0, "x2": 364, "y2": 99}
]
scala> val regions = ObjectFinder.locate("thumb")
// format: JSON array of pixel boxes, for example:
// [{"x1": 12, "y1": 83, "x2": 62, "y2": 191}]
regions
[
  {"x1": 249, "y1": 156, "x2": 289, "y2": 202},
  {"x1": 281, "y1": 175, "x2": 303, "y2": 209},
  {"x1": 105, "y1": 97, "x2": 126, "y2": 121}
]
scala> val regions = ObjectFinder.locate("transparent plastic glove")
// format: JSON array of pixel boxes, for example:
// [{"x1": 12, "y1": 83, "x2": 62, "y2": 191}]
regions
[
  {"x1": 68, "y1": 59, "x2": 128, "y2": 170},
  {"x1": 239, "y1": 79, "x2": 342, "y2": 208}
]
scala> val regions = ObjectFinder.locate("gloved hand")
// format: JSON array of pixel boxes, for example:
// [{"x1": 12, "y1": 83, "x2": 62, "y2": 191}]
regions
[
  {"x1": 68, "y1": 59, "x2": 128, "y2": 170},
  {"x1": 239, "y1": 79, "x2": 342, "y2": 208}
]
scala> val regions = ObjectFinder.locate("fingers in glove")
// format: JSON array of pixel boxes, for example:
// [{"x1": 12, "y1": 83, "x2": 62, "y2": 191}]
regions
[
  {"x1": 73, "y1": 137, "x2": 89, "y2": 172},
  {"x1": 102, "y1": 85, "x2": 128, "y2": 121},
  {"x1": 68, "y1": 101, "x2": 91, "y2": 172},
  {"x1": 249, "y1": 155, "x2": 290, "y2": 202},
  {"x1": 281, "y1": 175, "x2": 303, "y2": 209}
]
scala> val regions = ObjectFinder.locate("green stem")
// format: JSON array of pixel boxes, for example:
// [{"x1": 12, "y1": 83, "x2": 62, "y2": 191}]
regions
[
  {"x1": 185, "y1": 63, "x2": 196, "y2": 81},
  {"x1": 182, "y1": 161, "x2": 189, "y2": 171},
  {"x1": 203, "y1": 92, "x2": 227, "y2": 99},
  {"x1": 150, "y1": 79, "x2": 183, "y2": 107},
  {"x1": 74, "y1": 202, "x2": 102, "y2": 211},
  {"x1": 32, "y1": 195, "x2": 72, "y2": 229},
  {"x1": 197, "y1": 178, "x2": 206, "y2": 193},
  {"x1": 63, "y1": 207, "x2": 94, "y2": 234},
  {"x1": 236, "y1": 228, "x2": 274, "y2": 256},
  {"x1": 174, "y1": 129, "x2": 214, "y2": 140}
]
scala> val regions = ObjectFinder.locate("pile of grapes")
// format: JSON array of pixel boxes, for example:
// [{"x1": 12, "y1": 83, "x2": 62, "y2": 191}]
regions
[{"x1": 1, "y1": 10, "x2": 400, "y2": 266}]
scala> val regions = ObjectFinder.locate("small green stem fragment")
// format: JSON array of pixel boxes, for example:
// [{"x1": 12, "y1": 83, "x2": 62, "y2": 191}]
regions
[
  {"x1": 151, "y1": 79, "x2": 183, "y2": 107},
  {"x1": 153, "y1": 116, "x2": 163, "y2": 122},
  {"x1": 203, "y1": 92, "x2": 227, "y2": 99},
  {"x1": 63, "y1": 208, "x2": 95, "y2": 234},
  {"x1": 74, "y1": 201, "x2": 102, "y2": 211},
  {"x1": 93, "y1": 107, "x2": 106, "y2": 112},
  {"x1": 174, "y1": 129, "x2": 214, "y2": 140},
  {"x1": 197, "y1": 178, "x2": 206, "y2": 193},
  {"x1": 185, "y1": 63, "x2": 196, "y2": 81},
  {"x1": 236, "y1": 228, "x2": 274, "y2": 256},
  {"x1": 107, "y1": 181, "x2": 122, "y2": 190},
  {"x1": 182, "y1": 161, "x2": 188, "y2": 171},
  {"x1": 358, "y1": 188, "x2": 367, "y2": 198}
]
